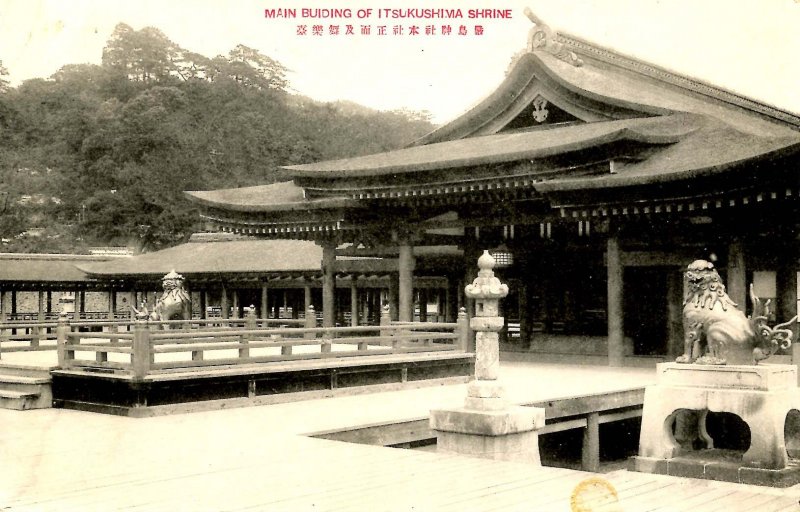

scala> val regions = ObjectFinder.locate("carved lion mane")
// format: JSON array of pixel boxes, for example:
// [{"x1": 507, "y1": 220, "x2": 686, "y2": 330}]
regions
[{"x1": 677, "y1": 260, "x2": 796, "y2": 366}]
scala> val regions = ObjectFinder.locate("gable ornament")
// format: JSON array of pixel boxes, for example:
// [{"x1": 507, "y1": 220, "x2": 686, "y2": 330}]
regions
[{"x1": 524, "y1": 8, "x2": 583, "y2": 67}]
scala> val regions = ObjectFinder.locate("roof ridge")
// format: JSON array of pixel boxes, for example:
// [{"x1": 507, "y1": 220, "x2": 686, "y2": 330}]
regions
[
  {"x1": 520, "y1": 8, "x2": 800, "y2": 127},
  {"x1": 0, "y1": 253, "x2": 119, "y2": 261},
  {"x1": 553, "y1": 32, "x2": 800, "y2": 128}
]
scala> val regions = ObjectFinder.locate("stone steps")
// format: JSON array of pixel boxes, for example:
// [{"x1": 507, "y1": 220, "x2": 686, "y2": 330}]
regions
[{"x1": 0, "y1": 364, "x2": 53, "y2": 410}]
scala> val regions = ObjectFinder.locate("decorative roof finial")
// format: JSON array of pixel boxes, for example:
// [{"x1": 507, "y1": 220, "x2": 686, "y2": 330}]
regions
[{"x1": 523, "y1": 7, "x2": 583, "y2": 67}]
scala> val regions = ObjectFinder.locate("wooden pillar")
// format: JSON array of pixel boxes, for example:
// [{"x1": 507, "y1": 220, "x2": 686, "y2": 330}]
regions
[
  {"x1": 444, "y1": 280, "x2": 454, "y2": 323},
  {"x1": 321, "y1": 242, "x2": 336, "y2": 328},
  {"x1": 46, "y1": 291, "x2": 52, "y2": 314},
  {"x1": 221, "y1": 284, "x2": 229, "y2": 320},
  {"x1": 388, "y1": 277, "x2": 399, "y2": 322},
  {"x1": 582, "y1": 412, "x2": 600, "y2": 472},
  {"x1": 37, "y1": 291, "x2": 45, "y2": 322},
  {"x1": 464, "y1": 266, "x2": 478, "y2": 353},
  {"x1": 398, "y1": 243, "x2": 414, "y2": 322},
  {"x1": 130, "y1": 289, "x2": 137, "y2": 320},
  {"x1": 107, "y1": 290, "x2": 118, "y2": 334},
  {"x1": 607, "y1": 236, "x2": 625, "y2": 367},
  {"x1": 78, "y1": 290, "x2": 85, "y2": 319},
  {"x1": 261, "y1": 283, "x2": 269, "y2": 320},
  {"x1": 350, "y1": 281, "x2": 359, "y2": 327},
  {"x1": 107, "y1": 290, "x2": 116, "y2": 320},
  {"x1": 233, "y1": 289, "x2": 241, "y2": 319},
  {"x1": 11, "y1": 290, "x2": 17, "y2": 320},
  {"x1": 201, "y1": 291, "x2": 208, "y2": 319},
  {"x1": 727, "y1": 240, "x2": 746, "y2": 310},
  {"x1": 304, "y1": 285, "x2": 312, "y2": 311},
  {"x1": 666, "y1": 269, "x2": 683, "y2": 359},
  {"x1": 32, "y1": 290, "x2": 45, "y2": 347}
]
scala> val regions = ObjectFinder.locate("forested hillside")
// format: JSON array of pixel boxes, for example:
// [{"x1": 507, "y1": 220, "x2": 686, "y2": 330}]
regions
[{"x1": 0, "y1": 24, "x2": 434, "y2": 253}]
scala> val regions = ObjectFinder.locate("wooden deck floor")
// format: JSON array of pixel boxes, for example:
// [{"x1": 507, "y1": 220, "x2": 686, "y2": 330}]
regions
[{"x1": 2, "y1": 361, "x2": 799, "y2": 511}]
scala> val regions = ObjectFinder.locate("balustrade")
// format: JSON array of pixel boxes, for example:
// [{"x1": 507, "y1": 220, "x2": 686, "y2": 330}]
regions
[{"x1": 45, "y1": 305, "x2": 470, "y2": 380}]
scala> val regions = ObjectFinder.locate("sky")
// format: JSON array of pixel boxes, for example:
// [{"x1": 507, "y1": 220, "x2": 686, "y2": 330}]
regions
[{"x1": 1, "y1": 0, "x2": 799, "y2": 124}]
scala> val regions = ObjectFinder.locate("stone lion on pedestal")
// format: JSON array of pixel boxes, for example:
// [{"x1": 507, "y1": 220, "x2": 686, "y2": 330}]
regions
[
  {"x1": 131, "y1": 270, "x2": 192, "y2": 326},
  {"x1": 677, "y1": 260, "x2": 796, "y2": 365}
]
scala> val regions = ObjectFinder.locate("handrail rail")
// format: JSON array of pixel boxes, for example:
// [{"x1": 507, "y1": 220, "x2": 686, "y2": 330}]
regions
[{"x1": 54, "y1": 306, "x2": 470, "y2": 379}]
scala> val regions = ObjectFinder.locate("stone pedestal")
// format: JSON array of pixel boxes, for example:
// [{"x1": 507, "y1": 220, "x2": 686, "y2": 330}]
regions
[
  {"x1": 431, "y1": 406, "x2": 545, "y2": 463},
  {"x1": 633, "y1": 362, "x2": 800, "y2": 487},
  {"x1": 430, "y1": 250, "x2": 545, "y2": 464}
]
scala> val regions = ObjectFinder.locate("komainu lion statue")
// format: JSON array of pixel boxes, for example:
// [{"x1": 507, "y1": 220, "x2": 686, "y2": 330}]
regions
[
  {"x1": 677, "y1": 260, "x2": 797, "y2": 365},
  {"x1": 131, "y1": 269, "x2": 192, "y2": 327}
]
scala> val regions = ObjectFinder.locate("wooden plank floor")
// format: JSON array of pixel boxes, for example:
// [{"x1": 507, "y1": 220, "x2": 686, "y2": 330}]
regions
[{"x1": 2, "y1": 361, "x2": 799, "y2": 511}]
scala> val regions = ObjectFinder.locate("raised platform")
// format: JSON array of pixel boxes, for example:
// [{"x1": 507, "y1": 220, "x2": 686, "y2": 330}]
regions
[
  {"x1": 6, "y1": 362, "x2": 800, "y2": 511},
  {"x1": 51, "y1": 352, "x2": 474, "y2": 416}
]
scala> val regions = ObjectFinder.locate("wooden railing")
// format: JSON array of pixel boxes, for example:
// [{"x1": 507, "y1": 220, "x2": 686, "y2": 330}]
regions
[
  {"x1": 0, "y1": 320, "x2": 59, "y2": 354},
  {"x1": 56, "y1": 306, "x2": 470, "y2": 380},
  {"x1": 0, "y1": 311, "x2": 307, "y2": 358}
]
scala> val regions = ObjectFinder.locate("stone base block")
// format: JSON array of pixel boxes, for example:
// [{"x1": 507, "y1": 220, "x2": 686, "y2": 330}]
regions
[
  {"x1": 430, "y1": 405, "x2": 545, "y2": 436},
  {"x1": 632, "y1": 451, "x2": 800, "y2": 488},
  {"x1": 638, "y1": 373, "x2": 800, "y2": 470},
  {"x1": 631, "y1": 456, "x2": 668, "y2": 475},
  {"x1": 436, "y1": 429, "x2": 541, "y2": 464},
  {"x1": 463, "y1": 396, "x2": 509, "y2": 411},
  {"x1": 467, "y1": 380, "x2": 505, "y2": 398},
  {"x1": 656, "y1": 362, "x2": 797, "y2": 391}
]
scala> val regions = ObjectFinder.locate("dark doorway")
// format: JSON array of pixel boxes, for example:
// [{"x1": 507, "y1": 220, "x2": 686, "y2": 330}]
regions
[{"x1": 624, "y1": 268, "x2": 668, "y2": 355}]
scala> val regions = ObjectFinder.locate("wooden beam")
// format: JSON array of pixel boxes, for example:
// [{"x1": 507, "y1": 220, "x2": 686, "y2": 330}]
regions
[{"x1": 618, "y1": 250, "x2": 697, "y2": 267}]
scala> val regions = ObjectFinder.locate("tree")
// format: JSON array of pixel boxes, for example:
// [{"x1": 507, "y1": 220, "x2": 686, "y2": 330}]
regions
[
  {"x1": 0, "y1": 60, "x2": 9, "y2": 92},
  {"x1": 222, "y1": 44, "x2": 289, "y2": 91},
  {"x1": 0, "y1": 22, "x2": 435, "y2": 254},
  {"x1": 102, "y1": 23, "x2": 183, "y2": 83}
]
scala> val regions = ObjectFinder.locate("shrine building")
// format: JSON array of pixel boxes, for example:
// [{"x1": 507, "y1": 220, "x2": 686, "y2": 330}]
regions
[{"x1": 186, "y1": 12, "x2": 799, "y2": 365}]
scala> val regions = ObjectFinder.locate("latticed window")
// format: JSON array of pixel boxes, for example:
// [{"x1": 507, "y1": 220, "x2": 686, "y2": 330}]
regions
[{"x1": 490, "y1": 250, "x2": 513, "y2": 268}]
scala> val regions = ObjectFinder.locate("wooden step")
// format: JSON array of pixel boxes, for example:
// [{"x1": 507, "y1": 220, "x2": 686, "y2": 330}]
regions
[
  {"x1": 0, "y1": 365, "x2": 53, "y2": 410},
  {"x1": 0, "y1": 363, "x2": 55, "y2": 378},
  {"x1": 0, "y1": 375, "x2": 51, "y2": 385},
  {"x1": 0, "y1": 389, "x2": 43, "y2": 411}
]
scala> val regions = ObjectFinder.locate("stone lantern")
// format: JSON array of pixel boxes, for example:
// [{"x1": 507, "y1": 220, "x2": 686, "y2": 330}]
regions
[{"x1": 429, "y1": 250, "x2": 545, "y2": 464}]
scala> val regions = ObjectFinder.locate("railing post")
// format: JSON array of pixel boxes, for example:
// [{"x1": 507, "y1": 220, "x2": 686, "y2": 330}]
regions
[
  {"x1": 57, "y1": 311, "x2": 72, "y2": 368},
  {"x1": 240, "y1": 305, "x2": 255, "y2": 359},
  {"x1": 314, "y1": 303, "x2": 334, "y2": 354},
  {"x1": 132, "y1": 312, "x2": 152, "y2": 380},
  {"x1": 379, "y1": 304, "x2": 392, "y2": 346},
  {"x1": 304, "y1": 305, "x2": 316, "y2": 336},
  {"x1": 457, "y1": 307, "x2": 469, "y2": 352}
]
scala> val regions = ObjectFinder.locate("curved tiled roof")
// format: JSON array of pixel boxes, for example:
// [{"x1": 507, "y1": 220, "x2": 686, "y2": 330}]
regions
[
  {"x1": 185, "y1": 13, "x2": 800, "y2": 219},
  {"x1": 534, "y1": 117, "x2": 800, "y2": 192},
  {"x1": 0, "y1": 254, "x2": 123, "y2": 284},
  {"x1": 281, "y1": 114, "x2": 696, "y2": 178},
  {"x1": 186, "y1": 181, "x2": 354, "y2": 213},
  {"x1": 80, "y1": 239, "x2": 325, "y2": 277}
]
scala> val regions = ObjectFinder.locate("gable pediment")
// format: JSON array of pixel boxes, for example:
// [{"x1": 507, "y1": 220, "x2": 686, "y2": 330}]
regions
[{"x1": 412, "y1": 52, "x2": 662, "y2": 146}]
